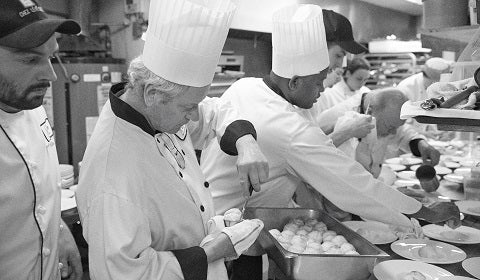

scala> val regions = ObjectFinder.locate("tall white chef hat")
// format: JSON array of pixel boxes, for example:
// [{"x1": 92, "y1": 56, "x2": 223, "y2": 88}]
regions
[
  {"x1": 143, "y1": 0, "x2": 236, "y2": 87},
  {"x1": 423, "y1": 57, "x2": 452, "y2": 82},
  {"x1": 272, "y1": 4, "x2": 329, "y2": 79}
]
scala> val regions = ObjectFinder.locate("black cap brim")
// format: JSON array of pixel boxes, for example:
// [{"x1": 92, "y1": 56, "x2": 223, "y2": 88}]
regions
[
  {"x1": 0, "y1": 19, "x2": 80, "y2": 50},
  {"x1": 336, "y1": 40, "x2": 368, "y2": 54}
]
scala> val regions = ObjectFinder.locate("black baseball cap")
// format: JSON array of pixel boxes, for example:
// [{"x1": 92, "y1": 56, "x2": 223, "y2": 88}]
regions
[
  {"x1": 0, "y1": 0, "x2": 80, "y2": 50},
  {"x1": 322, "y1": 10, "x2": 367, "y2": 54}
]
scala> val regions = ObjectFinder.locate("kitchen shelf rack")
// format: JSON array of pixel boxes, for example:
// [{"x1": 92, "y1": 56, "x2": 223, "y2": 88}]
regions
[{"x1": 363, "y1": 52, "x2": 417, "y2": 89}]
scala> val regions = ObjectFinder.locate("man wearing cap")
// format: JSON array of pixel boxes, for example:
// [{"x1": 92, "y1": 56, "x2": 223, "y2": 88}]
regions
[
  {"x1": 76, "y1": 1, "x2": 268, "y2": 279},
  {"x1": 0, "y1": 0, "x2": 83, "y2": 279},
  {"x1": 200, "y1": 4, "x2": 460, "y2": 279},
  {"x1": 321, "y1": 9, "x2": 368, "y2": 90}
]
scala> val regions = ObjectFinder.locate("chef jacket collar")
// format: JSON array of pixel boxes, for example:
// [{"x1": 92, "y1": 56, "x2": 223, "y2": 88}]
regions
[
  {"x1": 263, "y1": 75, "x2": 289, "y2": 103},
  {"x1": 109, "y1": 82, "x2": 158, "y2": 137}
]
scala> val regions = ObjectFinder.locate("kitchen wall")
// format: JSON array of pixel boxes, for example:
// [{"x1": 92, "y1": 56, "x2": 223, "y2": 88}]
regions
[{"x1": 92, "y1": 0, "x2": 420, "y2": 77}]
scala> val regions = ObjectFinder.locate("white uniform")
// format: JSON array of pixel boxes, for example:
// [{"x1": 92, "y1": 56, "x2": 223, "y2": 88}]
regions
[
  {"x1": 315, "y1": 78, "x2": 370, "y2": 112},
  {"x1": 201, "y1": 78, "x2": 421, "y2": 228},
  {"x1": 77, "y1": 83, "x2": 254, "y2": 280},
  {"x1": 317, "y1": 92, "x2": 426, "y2": 177},
  {"x1": 396, "y1": 73, "x2": 425, "y2": 102},
  {"x1": 0, "y1": 107, "x2": 61, "y2": 280}
]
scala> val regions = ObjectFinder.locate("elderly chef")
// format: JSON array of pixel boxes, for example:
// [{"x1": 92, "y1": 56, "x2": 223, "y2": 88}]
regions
[
  {"x1": 0, "y1": 1, "x2": 83, "y2": 279},
  {"x1": 322, "y1": 9, "x2": 368, "y2": 89},
  {"x1": 200, "y1": 4, "x2": 460, "y2": 280},
  {"x1": 75, "y1": 1, "x2": 268, "y2": 280}
]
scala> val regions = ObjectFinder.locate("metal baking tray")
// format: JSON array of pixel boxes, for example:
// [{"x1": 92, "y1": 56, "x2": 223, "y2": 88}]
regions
[{"x1": 244, "y1": 207, "x2": 390, "y2": 280}]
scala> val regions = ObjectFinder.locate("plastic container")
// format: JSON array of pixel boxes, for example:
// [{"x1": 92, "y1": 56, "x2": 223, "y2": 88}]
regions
[{"x1": 464, "y1": 166, "x2": 480, "y2": 200}]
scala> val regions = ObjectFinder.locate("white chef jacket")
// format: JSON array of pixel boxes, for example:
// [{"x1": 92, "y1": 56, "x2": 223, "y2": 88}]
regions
[
  {"x1": 76, "y1": 83, "x2": 255, "y2": 280},
  {"x1": 314, "y1": 78, "x2": 371, "y2": 113},
  {"x1": 316, "y1": 92, "x2": 426, "y2": 176},
  {"x1": 0, "y1": 106, "x2": 62, "y2": 280},
  {"x1": 396, "y1": 72, "x2": 425, "y2": 102},
  {"x1": 201, "y1": 77, "x2": 421, "y2": 228}
]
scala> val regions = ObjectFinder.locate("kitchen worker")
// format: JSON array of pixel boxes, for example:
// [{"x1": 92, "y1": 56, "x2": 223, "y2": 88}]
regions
[
  {"x1": 0, "y1": 0, "x2": 83, "y2": 279},
  {"x1": 397, "y1": 57, "x2": 452, "y2": 102},
  {"x1": 321, "y1": 10, "x2": 368, "y2": 90},
  {"x1": 320, "y1": 57, "x2": 372, "y2": 111},
  {"x1": 75, "y1": 1, "x2": 267, "y2": 279},
  {"x1": 396, "y1": 57, "x2": 454, "y2": 139},
  {"x1": 319, "y1": 88, "x2": 441, "y2": 177},
  {"x1": 200, "y1": 4, "x2": 460, "y2": 280}
]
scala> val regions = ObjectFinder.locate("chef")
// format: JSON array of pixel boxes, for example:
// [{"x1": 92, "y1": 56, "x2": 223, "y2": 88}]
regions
[
  {"x1": 396, "y1": 57, "x2": 454, "y2": 139},
  {"x1": 75, "y1": 1, "x2": 267, "y2": 279},
  {"x1": 321, "y1": 10, "x2": 368, "y2": 90},
  {"x1": 0, "y1": 1, "x2": 83, "y2": 279},
  {"x1": 200, "y1": 4, "x2": 460, "y2": 280},
  {"x1": 397, "y1": 57, "x2": 452, "y2": 102}
]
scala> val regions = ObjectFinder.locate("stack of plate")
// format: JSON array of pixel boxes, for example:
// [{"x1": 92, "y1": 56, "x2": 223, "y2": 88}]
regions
[{"x1": 59, "y1": 164, "x2": 74, "y2": 189}]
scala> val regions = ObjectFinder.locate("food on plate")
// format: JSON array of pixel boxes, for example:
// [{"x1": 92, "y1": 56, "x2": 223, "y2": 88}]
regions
[
  {"x1": 396, "y1": 187, "x2": 430, "y2": 204},
  {"x1": 418, "y1": 244, "x2": 447, "y2": 259},
  {"x1": 224, "y1": 208, "x2": 242, "y2": 226},
  {"x1": 440, "y1": 230, "x2": 470, "y2": 241},
  {"x1": 468, "y1": 206, "x2": 480, "y2": 214},
  {"x1": 398, "y1": 270, "x2": 427, "y2": 280}
]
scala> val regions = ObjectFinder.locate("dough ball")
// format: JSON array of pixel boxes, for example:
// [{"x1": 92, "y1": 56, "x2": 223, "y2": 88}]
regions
[
  {"x1": 332, "y1": 235, "x2": 347, "y2": 246},
  {"x1": 283, "y1": 223, "x2": 299, "y2": 233},
  {"x1": 321, "y1": 241, "x2": 335, "y2": 251},
  {"x1": 307, "y1": 230, "x2": 323, "y2": 242}
]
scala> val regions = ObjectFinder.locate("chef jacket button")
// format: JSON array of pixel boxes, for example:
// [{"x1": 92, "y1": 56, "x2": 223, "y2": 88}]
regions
[
  {"x1": 204, "y1": 182, "x2": 209, "y2": 188},
  {"x1": 179, "y1": 171, "x2": 183, "y2": 178},
  {"x1": 43, "y1": 247, "x2": 51, "y2": 256},
  {"x1": 200, "y1": 205, "x2": 205, "y2": 212},
  {"x1": 37, "y1": 205, "x2": 46, "y2": 215}
]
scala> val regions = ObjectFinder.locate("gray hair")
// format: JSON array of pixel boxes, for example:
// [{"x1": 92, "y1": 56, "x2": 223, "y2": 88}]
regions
[
  {"x1": 370, "y1": 87, "x2": 408, "y2": 110},
  {"x1": 125, "y1": 56, "x2": 190, "y2": 102}
]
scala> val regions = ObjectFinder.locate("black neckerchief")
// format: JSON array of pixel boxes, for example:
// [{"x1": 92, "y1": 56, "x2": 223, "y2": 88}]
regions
[
  {"x1": 263, "y1": 75, "x2": 290, "y2": 103},
  {"x1": 109, "y1": 82, "x2": 159, "y2": 136}
]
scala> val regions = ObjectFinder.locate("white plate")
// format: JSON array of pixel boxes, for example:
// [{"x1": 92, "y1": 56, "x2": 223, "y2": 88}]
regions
[
  {"x1": 384, "y1": 164, "x2": 407, "y2": 172},
  {"x1": 391, "y1": 239, "x2": 467, "y2": 264},
  {"x1": 443, "y1": 161, "x2": 461, "y2": 169},
  {"x1": 422, "y1": 224, "x2": 480, "y2": 244},
  {"x1": 459, "y1": 159, "x2": 478, "y2": 167},
  {"x1": 454, "y1": 168, "x2": 472, "y2": 176},
  {"x1": 397, "y1": 171, "x2": 416, "y2": 180},
  {"x1": 394, "y1": 179, "x2": 421, "y2": 188},
  {"x1": 443, "y1": 174, "x2": 464, "y2": 184},
  {"x1": 455, "y1": 200, "x2": 480, "y2": 217},
  {"x1": 386, "y1": 157, "x2": 423, "y2": 166},
  {"x1": 343, "y1": 221, "x2": 398, "y2": 244},
  {"x1": 373, "y1": 260, "x2": 453, "y2": 280},
  {"x1": 462, "y1": 257, "x2": 480, "y2": 279},
  {"x1": 440, "y1": 155, "x2": 463, "y2": 163}
]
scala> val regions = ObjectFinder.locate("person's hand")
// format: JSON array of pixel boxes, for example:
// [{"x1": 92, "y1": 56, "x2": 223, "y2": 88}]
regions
[
  {"x1": 417, "y1": 139, "x2": 440, "y2": 166},
  {"x1": 58, "y1": 222, "x2": 82, "y2": 280},
  {"x1": 414, "y1": 202, "x2": 461, "y2": 229},
  {"x1": 323, "y1": 68, "x2": 344, "y2": 88},
  {"x1": 222, "y1": 219, "x2": 264, "y2": 257},
  {"x1": 334, "y1": 114, "x2": 375, "y2": 139},
  {"x1": 235, "y1": 135, "x2": 269, "y2": 193}
]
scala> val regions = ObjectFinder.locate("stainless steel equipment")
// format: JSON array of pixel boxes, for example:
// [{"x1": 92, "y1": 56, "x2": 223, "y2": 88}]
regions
[
  {"x1": 51, "y1": 57, "x2": 126, "y2": 174},
  {"x1": 244, "y1": 207, "x2": 389, "y2": 280}
]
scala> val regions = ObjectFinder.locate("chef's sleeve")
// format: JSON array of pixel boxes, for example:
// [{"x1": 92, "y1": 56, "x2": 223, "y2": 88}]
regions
[
  {"x1": 83, "y1": 192, "x2": 207, "y2": 280},
  {"x1": 188, "y1": 97, "x2": 256, "y2": 155},
  {"x1": 393, "y1": 124, "x2": 427, "y2": 156},
  {"x1": 284, "y1": 124, "x2": 422, "y2": 228}
]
